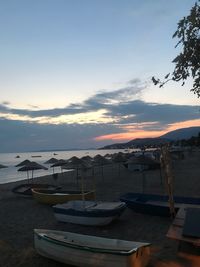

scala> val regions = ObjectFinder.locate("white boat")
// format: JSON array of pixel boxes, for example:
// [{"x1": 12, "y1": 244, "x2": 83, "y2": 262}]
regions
[
  {"x1": 34, "y1": 229, "x2": 151, "y2": 267},
  {"x1": 53, "y1": 200, "x2": 126, "y2": 226}
]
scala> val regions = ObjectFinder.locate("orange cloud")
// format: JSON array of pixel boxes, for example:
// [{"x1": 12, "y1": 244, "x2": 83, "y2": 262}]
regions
[{"x1": 95, "y1": 119, "x2": 200, "y2": 142}]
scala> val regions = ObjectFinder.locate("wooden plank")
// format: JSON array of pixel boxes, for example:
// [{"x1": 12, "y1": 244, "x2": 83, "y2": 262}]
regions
[
  {"x1": 183, "y1": 208, "x2": 200, "y2": 238},
  {"x1": 173, "y1": 217, "x2": 184, "y2": 227},
  {"x1": 167, "y1": 225, "x2": 200, "y2": 245},
  {"x1": 167, "y1": 206, "x2": 200, "y2": 245}
]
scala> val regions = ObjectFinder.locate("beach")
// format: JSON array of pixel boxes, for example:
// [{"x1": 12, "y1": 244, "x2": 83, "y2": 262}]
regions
[{"x1": 0, "y1": 149, "x2": 200, "y2": 267}]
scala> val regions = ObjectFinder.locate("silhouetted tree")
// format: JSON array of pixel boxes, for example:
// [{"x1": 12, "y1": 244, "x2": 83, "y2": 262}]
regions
[{"x1": 152, "y1": 1, "x2": 200, "y2": 97}]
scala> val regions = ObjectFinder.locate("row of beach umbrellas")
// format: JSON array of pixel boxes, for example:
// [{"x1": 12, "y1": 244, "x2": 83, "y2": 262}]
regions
[{"x1": 0, "y1": 151, "x2": 161, "y2": 184}]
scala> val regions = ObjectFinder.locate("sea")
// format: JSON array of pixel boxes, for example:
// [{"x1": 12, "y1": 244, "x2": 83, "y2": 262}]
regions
[{"x1": 0, "y1": 149, "x2": 135, "y2": 184}]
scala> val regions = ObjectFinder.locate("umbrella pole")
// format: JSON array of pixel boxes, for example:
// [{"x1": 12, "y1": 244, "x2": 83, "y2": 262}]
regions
[
  {"x1": 141, "y1": 170, "x2": 146, "y2": 193},
  {"x1": 76, "y1": 168, "x2": 79, "y2": 189},
  {"x1": 27, "y1": 171, "x2": 29, "y2": 184},
  {"x1": 93, "y1": 173, "x2": 96, "y2": 201},
  {"x1": 81, "y1": 171, "x2": 85, "y2": 208}
]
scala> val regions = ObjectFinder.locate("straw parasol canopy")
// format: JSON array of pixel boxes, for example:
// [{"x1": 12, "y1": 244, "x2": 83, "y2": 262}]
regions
[
  {"x1": 50, "y1": 159, "x2": 68, "y2": 174},
  {"x1": 81, "y1": 155, "x2": 92, "y2": 163},
  {"x1": 93, "y1": 155, "x2": 111, "y2": 165},
  {"x1": 62, "y1": 159, "x2": 92, "y2": 188},
  {"x1": 15, "y1": 159, "x2": 31, "y2": 167},
  {"x1": 111, "y1": 152, "x2": 127, "y2": 176},
  {"x1": 0, "y1": 164, "x2": 8, "y2": 169},
  {"x1": 126, "y1": 155, "x2": 160, "y2": 193},
  {"x1": 17, "y1": 161, "x2": 48, "y2": 183},
  {"x1": 50, "y1": 159, "x2": 68, "y2": 168},
  {"x1": 68, "y1": 156, "x2": 83, "y2": 164},
  {"x1": 127, "y1": 155, "x2": 160, "y2": 168},
  {"x1": 63, "y1": 160, "x2": 92, "y2": 170},
  {"x1": 67, "y1": 157, "x2": 89, "y2": 172},
  {"x1": 112, "y1": 152, "x2": 126, "y2": 163},
  {"x1": 44, "y1": 158, "x2": 59, "y2": 164},
  {"x1": 92, "y1": 155, "x2": 111, "y2": 179}
]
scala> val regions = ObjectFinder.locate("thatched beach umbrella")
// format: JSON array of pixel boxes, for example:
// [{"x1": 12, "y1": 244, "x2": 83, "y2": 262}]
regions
[
  {"x1": 44, "y1": 158, "x2": 58, "y2": 164},
  {"x1": 15, "y1": 159, "x2": 31, "y2": 167},
  {"x1": 44, "y1": 158, "x2": 59, "y2": 174},
  {"x1": 93, "y1": 155, "x2": 111, "y2": 179},
  {"x1": 62, "y1": 160, "x2": 93, "y2": 193},
  {"x1": 112, "y1": 152, "x2": 126, "y2": 176},
  {"x1": 127, "y1": 155, "x2": 161, "y2": 193},
  {"x1": 50, "y1": 159, "x2": 69, "y2": 181},
  {"x1": 63, "y1": 157, "x2": 92, "y2": 187},
  {"x1": 17, "y1": 161, "x2": 48, "y2": 183},
  {"x1": 50, "y1": 159, "x2": 68, "y2": 169},
  {"x1": 0, "y1": 164, "x2": 8, "y2": 169},
  {"x1": 81, "y1": 155, "x2": 92, "y2": 163}
]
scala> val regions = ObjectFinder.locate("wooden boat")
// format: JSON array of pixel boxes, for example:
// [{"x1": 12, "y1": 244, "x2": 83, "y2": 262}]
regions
[
  {"x1": 53, "y1": 200, "x2": 126, "y2": 226},
  {"x1": 31, "y1": 188, "x2": 95, "y2": 205},
  {"x1": 120, "y1": 193, "x2": 200, "y2": 217},
  {"x1": 12, "y1": 183, "x2": 59, "y2": 197},
  {"x1": 34, "y1": 229, "x2": 151, "y2": 267}
]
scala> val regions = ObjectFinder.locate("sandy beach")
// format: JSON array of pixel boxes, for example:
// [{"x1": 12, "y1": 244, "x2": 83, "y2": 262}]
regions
[{"x1": 0, "y1": 149, "x2": 200, "y2": 267}]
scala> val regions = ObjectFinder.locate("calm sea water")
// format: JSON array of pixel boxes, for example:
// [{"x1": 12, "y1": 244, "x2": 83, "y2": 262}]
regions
[{"x1": 0, "y1": 149, "x2": 134, "y2": 184}]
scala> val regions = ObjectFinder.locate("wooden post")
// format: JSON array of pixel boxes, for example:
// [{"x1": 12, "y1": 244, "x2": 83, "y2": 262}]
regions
[{"x1": 161, "y1": 145, "x2": 176, "y2": 218}]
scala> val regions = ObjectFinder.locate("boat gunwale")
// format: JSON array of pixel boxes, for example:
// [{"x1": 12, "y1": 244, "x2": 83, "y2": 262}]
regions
[
  {"x1": 53, "y1": 203, "x2": 126, "y2": 218},
  {"x1": 31, "y1": 189, "x2": 95, "y2": 197},
  {"x1": 34, "y1": 230, "x2": 150, "y2": 256}
]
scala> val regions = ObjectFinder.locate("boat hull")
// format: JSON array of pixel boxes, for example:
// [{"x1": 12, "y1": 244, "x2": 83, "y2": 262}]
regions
[
  {"x1": 12, "y1": 184, "x2": 59, "y2": 197},
  {"x1": 53, "y1": 201, "x2": 126, "y2": 226},
  {"x1": 34, "y1": 229, "x2": 150, "y2": 267},
  {"x1": 120, "y1": 193, "x2": 200, "y2": 217},
  {"x1": 32, "y1": 189, "x2": 95, "y2": 205}
]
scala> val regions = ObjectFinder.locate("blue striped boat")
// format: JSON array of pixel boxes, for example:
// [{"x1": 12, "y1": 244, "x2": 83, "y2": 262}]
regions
[
  {"x1": 53, "y1": 200, "x2": 126, "y2": 226},
  {"x1": 120, "y1": 193, "x2": 200, "y2": 217}
]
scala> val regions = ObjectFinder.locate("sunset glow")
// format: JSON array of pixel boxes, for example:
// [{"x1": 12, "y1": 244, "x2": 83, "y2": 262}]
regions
[
  {"x1": 0, "y1": 109, "x2": 116, "y2": 125},
  {"x1": 95, "y1": 118, "x2": 200, "y2": 142},
  {"x1": 0, "y1": 0, "x2": 199, "y2": 153}
]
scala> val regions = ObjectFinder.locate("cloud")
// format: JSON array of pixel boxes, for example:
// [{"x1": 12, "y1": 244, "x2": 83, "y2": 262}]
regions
[
  {"x1": 0, "y1": 78, "x2": 147, "y2": 118},
  {"x1": 0, "y1": 118, "x2": 120, "y2": 152},
  {"x1": 0, "y1": 87, "x2": 199, "y2": 130},
  {"x1": 0, "y1": 78, "x2": 199, "y2": 152},
  {"x1": 1, "y1": 101, "x2": 10, "y2": 106}
]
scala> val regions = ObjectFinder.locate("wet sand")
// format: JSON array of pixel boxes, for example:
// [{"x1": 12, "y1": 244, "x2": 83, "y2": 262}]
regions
[{"x1": 0, "y1": 149, "x2": 200, "y2": 267}]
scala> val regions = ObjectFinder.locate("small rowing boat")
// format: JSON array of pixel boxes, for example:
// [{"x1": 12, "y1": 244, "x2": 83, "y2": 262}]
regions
[
  {"x1": 34, "y1": 229, "x2": 151, "y2": 267},
  {"x1": 31, "y1": 188, "x2": 95, "y2": 205},
  {"x1": 12, "y1": 183, "x2": 59, "y2": 197}
]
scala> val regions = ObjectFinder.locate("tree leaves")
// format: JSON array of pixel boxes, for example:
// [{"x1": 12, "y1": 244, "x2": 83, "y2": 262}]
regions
[{"x1": 153, "y1": 1, "x2": 200, "y2": 98}]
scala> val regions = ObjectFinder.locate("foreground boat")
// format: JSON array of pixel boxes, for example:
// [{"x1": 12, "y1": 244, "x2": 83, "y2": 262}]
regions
[
  {"x1": 120, "y1": 193, "x2": 200, "y2": 217},
  {"x1": 12, "y1": 183, "x2": 59, "y2": 197},
  {"x1": 34, "y1": 229, "x2": 151, "y2": 267},
  {"x1": 31, "y1": 188, "x2": 95, "y2": 205},
  {"x1": 53, "y1": 200, "x2": 126, "y2": 226}
]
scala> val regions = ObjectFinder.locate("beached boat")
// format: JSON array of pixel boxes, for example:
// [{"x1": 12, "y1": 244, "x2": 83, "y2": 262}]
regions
[
  {"x1": 120, "y1": 193, "x2": 200, "y2": 217},
  {"x1": 12, "y1": 183, "x2": 59, "y2": 197},
  {"x1": 31, "y1": 188, "x2": 95, "y2": 205},
  {"x1": 53, "y1": 200, "x2": 126, "y2": 226},
  {"x1": 34, "y1": 229, "x2": 151, "y2": 267}
]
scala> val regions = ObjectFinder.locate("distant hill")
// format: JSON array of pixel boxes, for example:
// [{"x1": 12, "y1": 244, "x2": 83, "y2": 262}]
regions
[
  {"x1": 160, "y1": 126, "x2": 200, "y2": 140},
  {"x1": 100, "y1": 126, "x2": 200, "y2": 149}
]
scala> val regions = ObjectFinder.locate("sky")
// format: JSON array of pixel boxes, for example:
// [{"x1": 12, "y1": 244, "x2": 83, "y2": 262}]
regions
[{"x1": 0, "y1": 0, "x2": 199, "y2": 152}]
